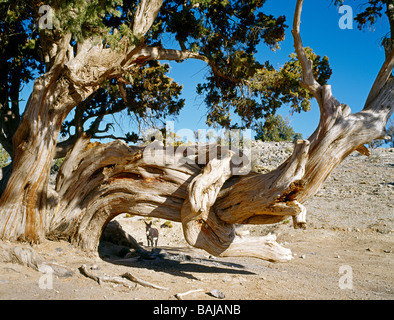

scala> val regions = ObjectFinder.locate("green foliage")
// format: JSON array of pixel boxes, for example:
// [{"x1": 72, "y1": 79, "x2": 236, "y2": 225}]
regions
[
  {"x1": 60, "y1": 61, "x2": 184, "y2": 143},
  {"x1": 254, "y1": 114, "x2": 302, "y2": 142},
  {"x1": 54, "y1": 0, "x2": 300, "y2": 140},
  {"x1": 158, "y1": 0, "x2": 290, "y2": 129},
  {"x1": 161, "y1": 220, "x2": 173, "y2": 228},
  {"x1": 198, "y1": 46, "x2": 332, "y2": 129},
  {"x1": 54, "y1": 157, "x2": 65, "y2": 168},
  {"x1": 1, "y1": 0, "x2": 183, "y2": 148},
  {"x1": 44, "y1": 0, "x2": 125, "y2": 41},
  {"x1": 0, "y1": 145, "x2": 11, "y2": 168},
  {"x1": 2, "y1": 0, "x2": 392, "y2": 160},
  {"x1": 6, "y1": 0, "x2": 375, "y2": 162}
]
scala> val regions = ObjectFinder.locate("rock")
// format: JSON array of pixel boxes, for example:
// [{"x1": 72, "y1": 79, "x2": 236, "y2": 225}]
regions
[
  {"x1": 251, "y1": 141, "x2": 294, "y2": 172},
  {"x1": 209, "y1": 289, "x2": 225, "y2": 299}
]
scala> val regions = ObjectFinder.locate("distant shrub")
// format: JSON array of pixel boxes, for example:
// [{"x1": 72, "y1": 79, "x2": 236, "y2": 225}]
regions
[
  {"x1": 254, "y1": 114, "x2": 302, "y2": 142},
  {"x1": 161, "y1": 220, "x2": 173, "y2": 228}
]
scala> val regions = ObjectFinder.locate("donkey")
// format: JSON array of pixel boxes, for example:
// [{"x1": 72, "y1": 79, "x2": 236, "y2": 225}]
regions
[{"x1": 144, "y1": 221, "x2": 159, "y2": 247}]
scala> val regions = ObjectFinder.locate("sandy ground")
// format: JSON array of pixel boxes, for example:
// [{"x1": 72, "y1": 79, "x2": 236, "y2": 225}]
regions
[{"x1": 0, "y1": 148, "x2": 392, "y2": 300}]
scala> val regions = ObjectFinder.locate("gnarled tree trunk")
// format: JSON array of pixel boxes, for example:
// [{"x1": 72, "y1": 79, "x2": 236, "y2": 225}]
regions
[
  {"x1": 44, "y1": 0, "x2": 392, "y2": 262},
  {"x1": 47, "y1": 136, "x2": 295, "y2": 261},
  {"x1": 1, "y1": 0, "x2": 392, "y2": 264},
  {"x1": 0, "y1": 51, "x2": 96, "y2": 243},
  {"x1": 0, "y1": 0, "x2": 163, "y2": 243}
]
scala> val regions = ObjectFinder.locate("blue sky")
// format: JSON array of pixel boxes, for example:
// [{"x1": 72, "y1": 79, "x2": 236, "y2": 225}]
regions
[
  {"x1": 166, "y1": 0, "x2": 391, "y2": 140},
  {"x1": 18, "y1": 0, "x2": 391, "y2": 142}
]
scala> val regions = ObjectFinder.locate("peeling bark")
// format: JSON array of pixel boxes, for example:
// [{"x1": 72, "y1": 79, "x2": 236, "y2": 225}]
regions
[{"x1": 0, "y1": 64, "x2": 96, "y2": 243}]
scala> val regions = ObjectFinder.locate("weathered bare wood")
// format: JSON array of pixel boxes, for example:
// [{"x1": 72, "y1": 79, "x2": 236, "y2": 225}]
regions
[
  {"x1": 0, "y1": 241, "x2": 73, "y2": 277},
  {"x1": 175, "y1": 288, "x2": 205, "y2": 300},
  {"x1": 364, "y1": 49, "x2": 394, "y2": 108},
  {"x1": 0, "y1": 240, "x2": 46, "y2": 271},
  {"x1": 47, "y1": 138, "x2": 202, "y2": 251},
  {"x1": 132, "y1": 0, "x2": 163, "y2": 39},
  {"x1": 213, "y1": 140, "x2": 310, "y2": 227},
  {"x1": 122, "y1": 272, "x2": 168, "y2": 290},
  {"x1": 292, "y1": 0, "x2": 322, "y2": 105},
  {"x1": 79, "y1": 264, "x2": 168, "y2": 290},
  {"x1": 47, "y1": 138, "x2": 296, "y2": 261},
  {"x1": 180, "y1": 147, "x2": 295, "y2": 262},
  {"x1": 79, "y1": 264, "x2": 133, "y2": 287}
]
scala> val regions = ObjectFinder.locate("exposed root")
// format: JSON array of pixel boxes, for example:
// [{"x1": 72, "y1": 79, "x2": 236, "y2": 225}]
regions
[
  {"x1": 0, "y1": 240, "x2": 73, "y2": 277},
  {"x1": 79, "y1": 264, "x2": 168, "y2": 290},
  {"x1": 123, "y1": 272, "x2": 168, "y2": 290},
  {"x1": 175, "y1": 288, "x2": 205, "y2": 300},
  {"x1": 218, "y1": 234, "x2": 293, "y2": 262},
  {"x1": 79, "y1": 264, "x2": 133, "y2": 288}
]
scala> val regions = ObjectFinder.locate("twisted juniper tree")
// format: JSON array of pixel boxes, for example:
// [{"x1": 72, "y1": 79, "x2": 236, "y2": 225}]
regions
[{"x1": 0, "y1": 0, "x2": 392, "y2": 262}]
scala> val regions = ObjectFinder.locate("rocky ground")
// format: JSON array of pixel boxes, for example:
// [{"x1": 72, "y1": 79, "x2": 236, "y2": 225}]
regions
[{"x1": 0, "y1": 142, "x2": 393, "y2": 300}]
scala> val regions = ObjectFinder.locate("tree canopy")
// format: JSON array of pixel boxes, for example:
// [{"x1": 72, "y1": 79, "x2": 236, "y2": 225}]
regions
[
  {"x1": 0, "y1": 0, "x2": 335, "y2": 161},
  {"x1": 0, "y1": 0, "x2": 392, "y2": 160}
]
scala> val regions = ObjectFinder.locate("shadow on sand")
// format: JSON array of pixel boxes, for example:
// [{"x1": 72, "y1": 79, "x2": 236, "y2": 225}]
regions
[{"x1": 98, "y1": 240, "x2": 256, "y2": 281}]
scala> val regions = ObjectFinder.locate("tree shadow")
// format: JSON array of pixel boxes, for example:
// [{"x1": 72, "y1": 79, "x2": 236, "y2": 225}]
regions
[{"x1": 98, "y1": 240, "x2": 256, "y2": 281}]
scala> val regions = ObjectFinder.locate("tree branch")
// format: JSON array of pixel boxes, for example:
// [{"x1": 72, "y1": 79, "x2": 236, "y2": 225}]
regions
[
  {"x1": 386, "y1": 2, "x2": 394, "y2": 57},
  {"x1": 91, "y1": 134, "x2": 130, "y2": 142},
  {"x1": 132, "y1": 0, "x2": 163, "y2": 39},
  {"x1": 138, "y1": 47, "x2": 208, "y2": 63},
  {"x1": 46, "y1": 33, "x2": 73, "y2": 84},
  {"x1": 139, "y1": 47, "x2": 243, "y2": 83},
  {"x1": 364, "y1": 48, "x2": 394, "y2": 109},
  {"x1": 292, "y1": 0, "x2": 322, "y2": 106},
  {"x1": 54, "y1": 136, "x2": 78, "y2": 159}
]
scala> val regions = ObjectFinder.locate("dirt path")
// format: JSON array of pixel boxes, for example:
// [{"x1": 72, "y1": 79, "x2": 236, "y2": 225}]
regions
[{"x1": 0, "y1": 148, "x2": 393, "y2": 300}]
